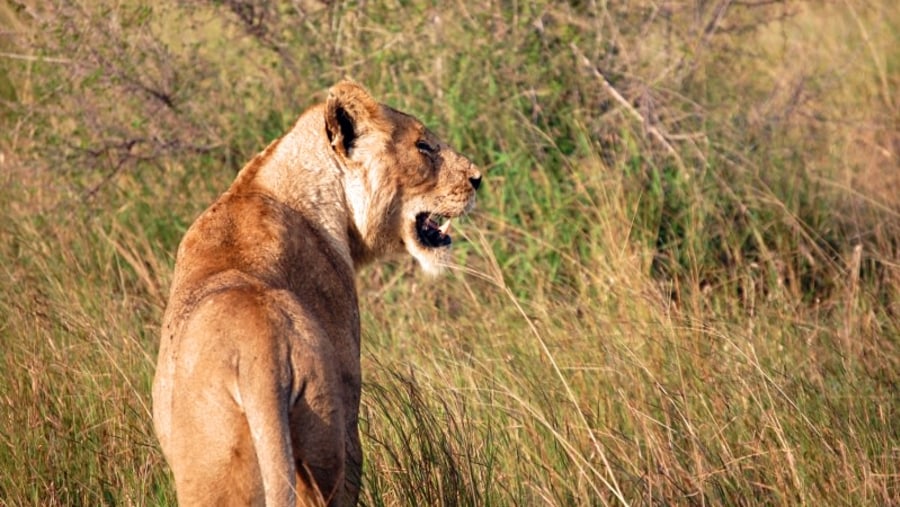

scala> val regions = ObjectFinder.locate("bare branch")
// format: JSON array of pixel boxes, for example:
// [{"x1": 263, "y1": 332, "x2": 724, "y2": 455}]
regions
[{"x1": 571, "y1": 43, "x2": 687, "y2": 173}]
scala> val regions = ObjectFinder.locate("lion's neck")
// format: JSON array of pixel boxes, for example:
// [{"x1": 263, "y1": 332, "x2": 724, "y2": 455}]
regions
[{"x1": 234, "y1": 109, "x2": 363, "y2": 272}]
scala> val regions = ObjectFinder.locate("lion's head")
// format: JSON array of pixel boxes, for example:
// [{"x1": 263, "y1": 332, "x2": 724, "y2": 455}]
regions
[{"x1": 324, "y1": 81, "x2": 482, "y2": 274}]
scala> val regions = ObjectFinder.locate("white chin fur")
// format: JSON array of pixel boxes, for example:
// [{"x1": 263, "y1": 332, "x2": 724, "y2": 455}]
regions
[{"x1": 408, "y1": 244, "x2": 450, "y2": 276}]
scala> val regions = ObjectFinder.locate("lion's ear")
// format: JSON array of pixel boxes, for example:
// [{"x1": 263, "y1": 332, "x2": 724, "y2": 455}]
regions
[{"x1": 325, "y1": 80, "x2": 381, "y2": 159}]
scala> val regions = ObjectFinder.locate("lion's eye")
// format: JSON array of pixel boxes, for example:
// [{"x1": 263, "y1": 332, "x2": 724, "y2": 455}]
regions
[{"x1": 416, "y1": 140, "x2": 436, "y2": 155}]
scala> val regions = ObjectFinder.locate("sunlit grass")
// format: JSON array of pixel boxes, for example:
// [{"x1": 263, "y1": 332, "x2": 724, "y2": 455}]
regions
[{"x1": 1, "y1": 1, "x2": 898, "y2": 505}]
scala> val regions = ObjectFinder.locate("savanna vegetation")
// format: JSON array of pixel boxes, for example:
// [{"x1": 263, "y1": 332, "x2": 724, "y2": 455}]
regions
[{"x1": 1, "y1": 1, "x2": 898, "y2": 505}]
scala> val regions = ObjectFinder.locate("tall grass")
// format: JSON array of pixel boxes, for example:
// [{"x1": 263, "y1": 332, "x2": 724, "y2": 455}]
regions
[{"x1": 1, "y1": 1, "x2": 898, "y2": 505}]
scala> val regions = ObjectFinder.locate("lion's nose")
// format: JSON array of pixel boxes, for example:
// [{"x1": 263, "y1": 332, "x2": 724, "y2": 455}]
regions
[{"x1": 469, "y1": 174, "x2": 482, "y2": 191}]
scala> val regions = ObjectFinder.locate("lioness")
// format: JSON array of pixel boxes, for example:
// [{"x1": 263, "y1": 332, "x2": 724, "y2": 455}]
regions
[{"x1": 152, "y1": 80, "x2": 482, "y2": 506}]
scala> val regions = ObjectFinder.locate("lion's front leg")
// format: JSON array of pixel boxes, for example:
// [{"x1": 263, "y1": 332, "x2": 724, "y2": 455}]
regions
[
  {"x1": 288, "y1": 352, "x2": 353, "y2": 506},
  {"x1": 341, "y1": 420, "x2": 363, "y2": 507}
]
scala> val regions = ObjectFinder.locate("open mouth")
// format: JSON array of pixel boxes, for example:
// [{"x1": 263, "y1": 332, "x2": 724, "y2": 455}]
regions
[{"x1": 415, "y1": 212, "x2": 453, "y2": 248}]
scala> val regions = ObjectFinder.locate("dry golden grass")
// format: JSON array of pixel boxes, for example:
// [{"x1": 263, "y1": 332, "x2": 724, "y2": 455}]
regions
[{"x1": 1, "y1": 1, "x2": 898, "y2": 505}]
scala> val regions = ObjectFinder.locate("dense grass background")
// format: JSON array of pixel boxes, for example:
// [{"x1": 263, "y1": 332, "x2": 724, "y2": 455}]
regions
[{"x1": 1, "y1": 1, "x2": 898, "y2": 505}]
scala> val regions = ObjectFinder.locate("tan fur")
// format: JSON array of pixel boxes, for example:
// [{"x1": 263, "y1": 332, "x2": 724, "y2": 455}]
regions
[{"x1": 151, "y1": 81, "x2": 481, "y2": 506}]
